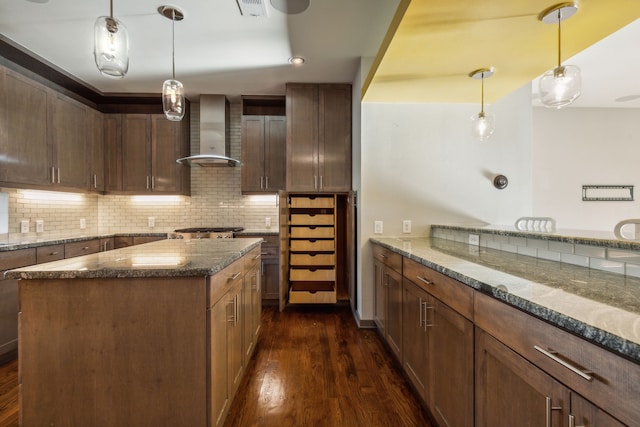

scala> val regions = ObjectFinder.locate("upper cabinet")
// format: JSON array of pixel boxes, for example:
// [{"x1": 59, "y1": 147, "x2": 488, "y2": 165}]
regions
[
  {"x1": 107, "y1": 113, "x2": 190, "y2": 195},
  {"x1": 0, "y1": 67, "x2": 92, "y2": 192},
  {"x1": 285, "y1": 83, "x2": 351, "y2": 193},
  {"x1": 241, "y1": 96, "x2": 286, "y2": 194},
  {"x1": 88, "y1": 108, "x2": 105, "y2": 192}
]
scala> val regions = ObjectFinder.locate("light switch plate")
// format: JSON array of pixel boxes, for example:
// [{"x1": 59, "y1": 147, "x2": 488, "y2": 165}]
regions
[
  {"x1": 36, "y1": 220, "x2": 44, "y2": 233},
  {"x1": 402, "y1": 220, "x2": 411, "y2": 233},
  {"x1": 374, "y1": 221, "x2": 383, "y2": 234},
  {"x1": 468, "y1": 233, "x2": 480, "y2": 246},
  {"x1": 148, "y1": 217, "x2": 155, "y2": 227},
  {"x1": 265, "y1": 217, "x2": 271, "y2": 228},
  {"x1": 20, "y1": 220, "x2": 29, "y2": 234},
  {"x1": 80, "y1": 218, "x2": 86, "y2": 229}
]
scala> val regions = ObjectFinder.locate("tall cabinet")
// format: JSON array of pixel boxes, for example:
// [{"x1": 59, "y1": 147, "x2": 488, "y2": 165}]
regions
[{"x1": 285, "y1": 83, "x2": 351, "y2": 192}]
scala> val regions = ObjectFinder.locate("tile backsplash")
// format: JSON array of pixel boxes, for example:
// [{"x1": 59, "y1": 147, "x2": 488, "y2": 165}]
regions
[{"x1": 1, "y1": 99, "x2": 279, "y2": 241}]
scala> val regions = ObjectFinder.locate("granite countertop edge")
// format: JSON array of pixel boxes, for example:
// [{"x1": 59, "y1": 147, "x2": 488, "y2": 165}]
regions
[
  {"x1": 370, "y1": 237, "x2": 640, "y2": 364},
  {"x1": 5, "y1": 239, "x2": 263, "y2": 280},
  {"x1": 0, "y1": 233, "x2": 169, "y2": 252}
]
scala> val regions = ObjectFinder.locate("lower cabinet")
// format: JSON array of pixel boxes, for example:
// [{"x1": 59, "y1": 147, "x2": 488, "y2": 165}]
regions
[{"x1": 243, "y1": 250, "x2": 262, "y2": 363}]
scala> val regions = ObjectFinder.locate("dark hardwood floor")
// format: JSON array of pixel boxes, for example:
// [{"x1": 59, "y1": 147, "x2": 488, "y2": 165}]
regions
[
  {"x1": 225, "y1": 304, "x2": 433, "y2": 427},
  {"x1": 0, "y1": 304, "x2": 432, "y2": 427}
]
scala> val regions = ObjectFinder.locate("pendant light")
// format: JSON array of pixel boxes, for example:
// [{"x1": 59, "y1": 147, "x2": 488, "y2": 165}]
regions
[
  {"x1": 159, "y1": 6, "x2": 185, "y2": 121},
  {"x1": 538, "y1": 2, "x2": 580, "y2": 109},
  {"x1": 94, "y1": 0, "x2": 129, "y2": 78},
  {"x1": 469, "y1": 67, "x2": 495, "y2": 141}
]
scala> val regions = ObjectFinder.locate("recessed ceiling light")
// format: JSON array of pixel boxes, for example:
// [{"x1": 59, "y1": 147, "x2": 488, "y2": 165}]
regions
[{"x1": 289, "y1": 56, "x2": 305, "y2": 65}]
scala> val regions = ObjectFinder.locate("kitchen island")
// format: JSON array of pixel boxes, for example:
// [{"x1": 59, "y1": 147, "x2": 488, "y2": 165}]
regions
[
  {"x1": 372, "y1": 234, "x2": 640, "y2": 426},
  {"x1": 5, "y1": 237, "x2": 263, "y2": 427}
]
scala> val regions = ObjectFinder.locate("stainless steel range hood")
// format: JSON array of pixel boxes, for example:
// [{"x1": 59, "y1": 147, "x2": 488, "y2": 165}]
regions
[{"x1": 176, "y1": 94, "x2": 241, "y2": 167}]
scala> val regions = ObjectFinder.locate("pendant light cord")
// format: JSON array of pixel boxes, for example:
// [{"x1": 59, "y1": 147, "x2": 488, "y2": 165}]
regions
[
  {"x1": 480, "y1": 74, "x2": 485, "y2": 114},
  {"x1": 172, "y1": 10, "x2": 176, "y2": 80},
  {"x1": 109, "y1": 0, "x2": 113, "y2": 19},
  {"x1": 556, "y1": 9, "x2": 562, "y2": 67}
]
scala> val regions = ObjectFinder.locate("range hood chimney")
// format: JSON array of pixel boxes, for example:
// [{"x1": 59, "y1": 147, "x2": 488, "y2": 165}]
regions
[{"x1": 176, "y1": 94, "x2": 241, "y2": 167}]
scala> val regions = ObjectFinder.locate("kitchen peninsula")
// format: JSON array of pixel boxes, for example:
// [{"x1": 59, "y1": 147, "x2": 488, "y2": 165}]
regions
[
  {"x1": 5, "y1": 237, "x2": 263, "y2": 427},
  {"x1": 372, "y1": 228, "x2": 640, "y2": 426}
]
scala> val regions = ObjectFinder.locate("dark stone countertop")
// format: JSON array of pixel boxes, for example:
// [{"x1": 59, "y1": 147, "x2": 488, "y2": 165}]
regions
[
  {"x1": 5, "y1": 238, "x2": 262, "y2": 279},
  {"x1": 0, "y1": 232, "x2": 168, "y2": 252},
  {"x1": 370, "y1": 236, "x2": 640, "y2": 364}
]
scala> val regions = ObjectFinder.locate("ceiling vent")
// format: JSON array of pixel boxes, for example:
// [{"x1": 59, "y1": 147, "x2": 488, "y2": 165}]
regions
[{"x1": 236, "y1": 0, "x2": 268, "y2": 17}]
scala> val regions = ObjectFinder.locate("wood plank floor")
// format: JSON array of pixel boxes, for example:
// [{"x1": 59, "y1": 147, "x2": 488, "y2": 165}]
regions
[
  {"x1": 225, "y1": 304, "x2": 433, "y2": 427},
  {"x1": 0, "y1": 304, "x2": 432, "y2": 427}
]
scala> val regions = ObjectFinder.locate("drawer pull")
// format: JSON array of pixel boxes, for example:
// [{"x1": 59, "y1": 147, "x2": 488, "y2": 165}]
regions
[
  {"x1": 50, "y1": 251, "x2": 59, "y2": 255},
  {"x1": 261, "y1": 252, "x2": 268, "y2": 255},
  {"x1": 534, "y1": 346, "x2": 593, "y2": 381},
  {"x1": 416, "y1": 276, "x2": 433, "y2": 285},
  {"x1": 253, "y1": 254, "x2": 261, "y2": 260},
  {"x1": 568, "y1": 414, "x2": 585, "y2": 427},
  {"x1": 82, "y1": 246, "x2": 89, "y2": 250},
  {"x1": 229, "y1": 272, "x2": 242, "y2": 281},
  {"x1": 545, "y1": 397, "x2": 563, "y2": 427}
]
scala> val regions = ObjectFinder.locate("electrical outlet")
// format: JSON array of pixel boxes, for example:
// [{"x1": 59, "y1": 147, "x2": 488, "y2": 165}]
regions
[
  {"x1": 20, "y1": 220, "x2": 29, "y2": 234},
  {"x1": 402, "y1": 220, "x2": 411, "y2": 233},
  {"x1": 374, "y1": 221, "x2": 383, "y2": 234},
  {"x1": 265, "y1": 217, "x2": 271, "y2": 228},
  {"x1": 80, "y1": 218, "x2": 86, "y2": 229},
  {"x1": 468, "y1": 233, "x2": 480, "y2": 246},
  {"x1": 148, "y1": 217, "x2": 155, "y2": 227},
  {"x1": 36, "y1": 220, "x2": 44, "y2": 233}
]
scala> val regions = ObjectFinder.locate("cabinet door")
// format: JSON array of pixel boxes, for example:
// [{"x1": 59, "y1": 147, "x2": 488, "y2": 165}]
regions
[
  {"x1": 286, "y1": 84, "x2": 318, "y2": 191},
  {"x1": 104, "y1": 114, "x2": 122, "y2": 192},
  {"x1": 227, "y1": 282, "x2": 244, "y2": 399},
  {"x1": 122, "y1": 115, "x2": 151, "y2": 192},
  {"x1": 151, "y1": 115, "x2": 182, "y2": 193},
  {"x1": 243, "y1": 261, "x2": 261, "y2": 363},
  {"x1": 476, "y1": 329, "x2": 570, "y2": 427},
  {"x1": 264, "y1": 116, "x2": 286, "y2": 191},
  {"x1": 88, "y1": 108, "x2": 105, "y2": 192},
  {"x1": 49, "y1": 93, "x2": 89, "y2": 190},
  {"x1": 261, "y1": 257, "x2": 279, "y2": 300},
  {"x1": 373, "y1": 260, "x2": 386, "y2": 334},
  {"x1": 385, "y1": 266, "x2": 403, "y2": 360},
  {"x1": 241, "y1": 115, "x2": 266, "y2": 192},
  {"x1": 210, "y1": 295, "x2": 230, "y2": 427},
  {"x1": 402, "y1": 279, "x2": 429, "y2": 401},
  {"x1": 570, "y1": 394, "x2": 625, "y2": 427},
  {"x1": 0, "y1": 70, "x2": 49, "y2": 185},
  {"x1": 318, "y1": 84, "x2": 351, "y2": 192},
  {"x1": 429, "y1": 299, "x2": 474, "y2": 427}
]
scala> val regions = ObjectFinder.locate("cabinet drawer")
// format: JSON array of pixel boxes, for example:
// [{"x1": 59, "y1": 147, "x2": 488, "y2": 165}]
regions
[
  {"x1": 403, "y1": 257, "x2": 473, "y2": 320},
  {"x1": 36, "y1": 244, "x2": 65, "y2": 263},
  {"x1": 290, "y1": 196, "x2": 334, "y2": 208},
  {"x1": 261, "y1": 235, "x2": 279, "y2": 246},
  {"x1": 210, "y1": 256, "x2": 245, "y2": 306},
  {"x1": 290, "y1": 268, "x2": 335, "y2": 281},
  {"x1": 290, "y1": 239, "x2": 335, "y2": 252},
  {"x1": 475, "y1": 292, "x2": 640, "y2": 426},
  {"x1": 290, "y1": 253, "x2": 335, "y2": 266},
  {"x1": 64, "y1": 239, "x2": 101, "y2": 258},
  {"x1": 372, "y1": 243, "x2": 402, "y2": 273},
  {"x1": 0, "y1": 248, "x2": 36, "y2": 271},
  {"x1": 245, "y1": 246, "x2": 261, "y2": 271},
  {"x1": 289, "y1": 282, "x2": 336, "y2": 304},
  {"x1": 290, "y1": 226, "x2": 334, "y2": 239},
  {"x1": 290, "y1": 214, "x2": 334, "y2": 225},
  {"x1": 261, "y1": 244, "x2": 279, "y2": 258}
]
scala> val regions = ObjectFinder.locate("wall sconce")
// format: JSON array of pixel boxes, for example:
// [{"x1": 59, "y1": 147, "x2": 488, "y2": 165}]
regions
[
  {"x1": 94, "y1": 0, "x2": 129, "y2": 78},
  {"x1": 538, "y1": 2, "x2": 581, "y2": 109},
  {"x1": 469, "y1": 67, "x2": 495, "y2": 141},
  {"x1": 159, "y1": 5, "x2": 185, "y2": 121}
]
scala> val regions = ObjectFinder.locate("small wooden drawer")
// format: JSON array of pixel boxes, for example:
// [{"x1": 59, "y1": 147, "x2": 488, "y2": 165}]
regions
[
  {"x1": 290, "y1": 253, "x2": 335, "y2": 266},
  {"x1": 244, "y1": 246, "x2": 261, "y2": 271},
  {"x1": 372, "y1": 243, "x2": 402, "y2": 273},
  {"x1": 0, "y1": 248, "x2": 36, "y2": 271},
  {"x1": 290, "y1": 268, "x2": 336, "y2": 281},
  {"x1": 290, "y1": 196, "x2": 334, "y2": 208},
  {"x1": 290, "y1": 239, "x2": 335, "y2": 252},
  {"x1": 209, "y1": 256, "x2": 245, "y2": 306},
  {"x1": 403, "y1": 257, "x2": 474, "y2": 320},
  {"x1": 36, "y1": 244, "x2": 65, "y2": 264},
  {"x1": 289, "y1": 287, "x2": 337, "y2": 304},
  {"x1": 290, "y1": 214, "x2": 334, "y2": 226},
  {"x1": 260, "y1": 244, "x2": 279, "y2": 258},
  {"x1": 64, "y1": 239, "x2": 101, "y2": 259},
  {"x1": 475, "y1": 292, "x2": 640, "y2": 426},
  {"x1": 290, "y1": 226, "x2": 334, "y2": 239}
]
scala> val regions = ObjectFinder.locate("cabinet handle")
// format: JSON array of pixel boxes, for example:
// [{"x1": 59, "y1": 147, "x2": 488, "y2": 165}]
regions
[
  {"x1": 229, "y1": 272, "x2": 242, "y2": 281},
  {"x1": 568, "y1": 415, "x2": 585, "y2": 427},
  {"x1": 151, "y1": 176, "x2": 155, "y2": 189},
  {"x1": 419, "y1": 297, "x2": 424, "y2": 329},
  {"x1": 50, "y1": 251, "x2": 59, "y2": 256},
  {"x1": 51, "y1": 167, "x2": 55, "y2": 183},
  {"x1": 260, "y1": 176, "x2": 264, "y2": 189},
  {"x1": 57, "y1": 168, "x2": 60, "y2": 184},
  {"x1": 265, "y1": 176, "x2": 269, "y2": 189},
  {"x1": 545, "y1": 396, "x2": 563, "y2": 427},
  {"x1": 314, "y1": 175, "x2": 318, "y2": 190},
  {"x1": 424, "y1": 302, "x2": 433, "y2": 330},
  {"x1": 93, "y1": 174, "x2": 97, "y2": 189},
  {"x1": 82, "y1": 246, "x2": 89, "y2": 250},
  {"x1": 146, "y1": 176, "x2": 150, "y2": 189},
  {"x1": 320, "y1": 175, "x2": 323, "y2": 190},
  {"x1": 416, "y1": 276, "x2": 433, "y2": 286},
  {"x1": 253, "y1": 254, "x2": 261, "y2": 260},
  {"x1": 226, "y1": 299, "x2": 235, "y2": 323},
  {"x1": 534, "y1": 346, "x2": 593, "y2": 381}
]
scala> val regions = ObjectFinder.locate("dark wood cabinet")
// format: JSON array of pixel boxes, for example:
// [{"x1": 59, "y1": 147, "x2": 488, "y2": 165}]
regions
[
  {"x1": 88, "y1": 108, "x2": 105, "y2": 192},
  {"x1": 112, "y1": 113, "x2": 190, "y2": 195},
  {"x1": 402, "y1": 279, "x2": 430, "y2": 401},
  {"x1": 0, "y1": 68, "x2": 49, "y2": 186},
  {"x1": 372, "y1": 243, "x2": 403, "y2": 359},
  {"x1": 286, "y1": 84, "x2": 351, "y2": 192},
  {"x1": 241, "y1": 115, "x2": 286, "y2": 193}
]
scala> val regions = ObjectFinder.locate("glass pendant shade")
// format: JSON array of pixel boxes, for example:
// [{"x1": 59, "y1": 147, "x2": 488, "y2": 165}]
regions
[
  {"x1": 94, "y1": 16, "x2": 129, "y2": 78},
  {"x1": 539, "y1": 64, "x2": 581, "y2": 109},
  {"x1": 471, "y1": 111, "x2": 495, "y2": 141},
  {"x1": 162, "y1": 79, "x2": 185, "y2": 121}
]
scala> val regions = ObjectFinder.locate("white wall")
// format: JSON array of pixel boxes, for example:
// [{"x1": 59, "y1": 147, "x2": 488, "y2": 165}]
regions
[
  {"x1": 533, "y1": 107, "x2": 640, "y2": 231},
  {"x1": 357, "y1": 84, "x2": 534, "y2": 321}
]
